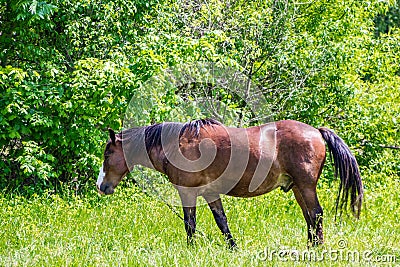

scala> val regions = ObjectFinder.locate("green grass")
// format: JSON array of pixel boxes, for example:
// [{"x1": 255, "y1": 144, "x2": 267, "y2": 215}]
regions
[{"x1": 0, "y1": 175, "x2": 399, "y2": 267}]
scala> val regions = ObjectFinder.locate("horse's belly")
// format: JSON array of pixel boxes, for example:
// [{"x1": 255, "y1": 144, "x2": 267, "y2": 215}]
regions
[{"x1": 225, "y1": 173, "x2": 293, "y2": 197}]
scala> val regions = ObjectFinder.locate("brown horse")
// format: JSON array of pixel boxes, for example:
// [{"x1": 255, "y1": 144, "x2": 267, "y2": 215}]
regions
[{"x1": 96, "y1": 119, "x2": 363, "y2": 248}]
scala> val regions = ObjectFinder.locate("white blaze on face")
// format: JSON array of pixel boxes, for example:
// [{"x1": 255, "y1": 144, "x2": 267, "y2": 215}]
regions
[{"x1": 96, "y1": 165, "x2": 105, "y2": 190}]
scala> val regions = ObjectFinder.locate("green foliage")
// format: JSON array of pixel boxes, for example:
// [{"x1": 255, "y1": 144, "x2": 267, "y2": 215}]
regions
[
  {"x1": 0, "y1": 0, "x2": 399, "y2": 193},
  {"x1": 375, "y1": 0, "x2": 400, "y2": 36},
  {"x1": 0, "y1": 0, "x2": 159, "y2": 193}
]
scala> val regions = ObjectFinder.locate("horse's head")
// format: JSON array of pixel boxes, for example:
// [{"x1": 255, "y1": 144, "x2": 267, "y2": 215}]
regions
[{"x1": 96, "y1": 129, "x2": 129, "y2": 195}]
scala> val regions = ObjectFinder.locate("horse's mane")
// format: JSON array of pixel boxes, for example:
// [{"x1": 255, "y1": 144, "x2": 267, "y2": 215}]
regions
[
  {"x1": 144, "y1": 118, "x2": 221, "y2": 152},
  {"x1": 115, "y1": 119, "x2": 221, "y2": 153},
  {"x1": 117, "y1": 119, "x2": 222, "y2": 154}
]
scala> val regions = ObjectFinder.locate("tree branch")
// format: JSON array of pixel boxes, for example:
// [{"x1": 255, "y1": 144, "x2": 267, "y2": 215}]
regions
[
  {"x1": 361, "y1": 141, "x2": 400, "y2": 150},
  {"x1": 378, "y1": 144, "x2": 400, "y2": 150}
]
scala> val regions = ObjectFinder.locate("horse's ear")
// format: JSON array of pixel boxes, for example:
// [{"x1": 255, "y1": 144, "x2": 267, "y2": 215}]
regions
[{"x1": 109, "y1": 128, "x2": 116, "y2": 145}]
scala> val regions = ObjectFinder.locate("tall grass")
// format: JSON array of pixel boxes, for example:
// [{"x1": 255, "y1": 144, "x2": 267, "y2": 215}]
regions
[{"x1": 0, "y1": 174, "x2": 399, "y2": 266}]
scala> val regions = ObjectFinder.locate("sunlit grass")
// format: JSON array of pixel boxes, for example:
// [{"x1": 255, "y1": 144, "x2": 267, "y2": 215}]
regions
[{"x1": 0, "y1": 174, "x2": 399, "y2": 266}]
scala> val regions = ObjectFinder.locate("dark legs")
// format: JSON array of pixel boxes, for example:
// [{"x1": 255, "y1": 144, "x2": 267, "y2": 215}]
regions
[
  {"x1": 205, "y1": 196, "x2": 237, "y2": 249},
  {"x1": 182, "y1": 206, "x2": 197, "y2": 245},
  {"x1": 292, "y1": 185, "x2": 324, "y2": 247},
  {"x1": 179, "y1": 184, "x2": 323, "y2": 248},
  {"x1": 179, "y1": 189, "x2": 236, "y2": 249},
  {"x1": 179, "y1": 189, "x2": 198, "y2": 246}
]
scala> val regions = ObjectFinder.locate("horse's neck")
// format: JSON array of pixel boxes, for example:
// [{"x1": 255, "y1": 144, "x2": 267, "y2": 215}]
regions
[
  {"x1": 122, "y1": 127, "x2": 155, "y2": 170},
  {"x1": 133, "y1": 147, "x2": 156, "y2": 169}
]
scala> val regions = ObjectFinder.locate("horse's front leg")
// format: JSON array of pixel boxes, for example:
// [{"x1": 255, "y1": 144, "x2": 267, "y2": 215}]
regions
[
  {"x1": 182, "y1": 206, "x2": 196, "y2": 245},
  {"x1": 205, "y1": 196, "x2": 237, "y2": 249},
  {"x1": 178, "y1": 188, "x2": 198, "y2": 246}
]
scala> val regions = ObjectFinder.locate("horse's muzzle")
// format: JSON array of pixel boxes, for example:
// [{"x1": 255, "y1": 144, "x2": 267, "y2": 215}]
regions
[{"x1": 98, "y1": 183, "x2": 115, "y2": 195}]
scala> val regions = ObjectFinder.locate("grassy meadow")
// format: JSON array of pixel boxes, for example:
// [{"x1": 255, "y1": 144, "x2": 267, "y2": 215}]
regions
[{"x1": 0, "y1": 173, "x2": 399, "y2": 267}]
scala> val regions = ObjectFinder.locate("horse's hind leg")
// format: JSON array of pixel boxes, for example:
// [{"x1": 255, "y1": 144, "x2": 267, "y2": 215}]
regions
[
  {"x1": 292, "y1": 185, "x2": 324, "y2": 246},
  {"x1": 204, "y1": 196, "x2": 237, "y2": 249}
]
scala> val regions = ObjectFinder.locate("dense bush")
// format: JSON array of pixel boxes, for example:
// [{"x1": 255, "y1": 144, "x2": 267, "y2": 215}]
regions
[{"x1": 0, "y1": 0, "x2": 398, "y2": 195}]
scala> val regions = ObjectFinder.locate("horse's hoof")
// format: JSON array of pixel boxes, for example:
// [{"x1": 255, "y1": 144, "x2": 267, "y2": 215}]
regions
[{"x1": 228, "y1": 240, "x2": 238, "y2": 250}]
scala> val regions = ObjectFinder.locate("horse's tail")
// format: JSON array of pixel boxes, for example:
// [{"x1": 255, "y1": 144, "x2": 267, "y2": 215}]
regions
[{"x1": 318, "y1": 127, "x2": 363, "y2": 219}]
